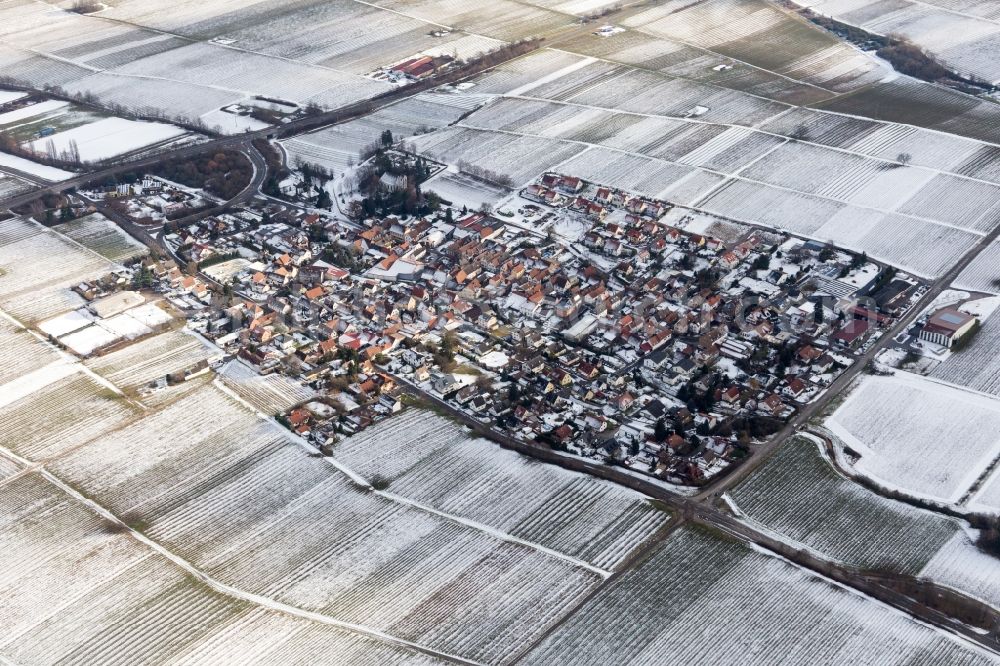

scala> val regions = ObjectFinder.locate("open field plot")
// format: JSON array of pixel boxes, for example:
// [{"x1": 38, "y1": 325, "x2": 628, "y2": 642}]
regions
[
  {"x1": 27, "y1": 116, "x2": 188, "y2": 162},
  {"x1": 920, "y1": 530, "x2": 1000, "y2": 612},
  {"x1": 797, "y1": 0, "x2": 1000, "y2": 84},
  {"x1": 0, "y1": 451, "x2": 21, "y2": 482},
  {"x1": 0, "y1": 172, "x2": 32, "y2": 199},
  {"x1": 729, "y1": 437, "x2": 959, "y2": 573},
  {"x1": 54, "y1": 212, "x2": 148, "y2": 263},
  {"x1": 0, "y1": 316, "x2": 63, "y2": 387},
  {"x1": 281, "y1": 92, "x2": 486, "y2": 174},
  {"x1": 334, "y1": 409, "x2": 669, "y2": 571},
  {"x1": 551, "y1": 29, "x2": 833, "y2": 106},
  {"x1": 0, "y1": 217, "x2": 112, "y2": 323},
  {"x1": 409, "y1": 126, "x2": 585, "y2": 186},
  {"x1": 955, "y1": 236, "x2": 1000, "y2": 295},
  {"x1": 49, "y1": 384, "x2": 604, "y2": 665},
  {"x1": 0, "y1": 370, "x2": 139, "y2": 462},
  {"x1": 697, "y1": 179, "x2": 978, "y2": 277},
  {"x1": 360, "y1": 0, "x2": 576, "y2": 42},
  {"x1": 218, "y1": 359, "x2": 315, "y2": 416},
  {"x1": 621, "y1": 0, "x2": 886, "y2": 92},
  {"x1": 826, "y1": 373, "x2": 1000, "y2": 505},
  {"x1": 471, "y1": 50, "x2": 594, "y2": 95},
  {"x1": 524, "y1": 60, "x2": 789, "y2": 126},
  {"x1": 84, "y1": 329, "x2": 219, "y2": 392},
  {"x1": 932, "y1": 308, "x2": 1000, "y2": 396},
  {"x1": 422, "y1": 170, "x2": 510, "y2": 210},
  {"x1": 520, "y1": 525, "x2": 998, "y2": 666},
  {"x1": 0, "y1": 473, "x2": 448, "y2": 666},
  {"x1": 814, "y1": 77, "x2": 1000, "y2": 146}
]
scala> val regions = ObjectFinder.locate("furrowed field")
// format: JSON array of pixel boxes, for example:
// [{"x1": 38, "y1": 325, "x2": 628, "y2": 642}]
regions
[{"x1": 520, "y1": 526, "x2": 998, "y2": 665}]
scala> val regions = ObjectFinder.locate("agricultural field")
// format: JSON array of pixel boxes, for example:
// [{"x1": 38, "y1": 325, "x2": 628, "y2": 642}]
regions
[
  {"x1": 0, "y1": 216, "x2": 113, "y2": 323},
  {"x1": 333, "y1": 410, "x2": 670, "y2": 571},
  {"x1": 47, "y1": 384, "x2": 607, "y2": 665},
  {"x1": 0, "y1": 172, "x2": 32, "y2": 199},
  {"x1": 0, "y1": 369, "x2": 139, "y2": 462},
  {"x1": 729, "y1": 436, "x2": 960, "y2": 574},
  {"x1": 826, "y1": 373, "x2": 1000, "y2": 505},
  {"x1": 421, "y1": 170, "x2": 510, "y2": 211},
  {"x1": 281, "y1": 92, "x2": 486, "y2": 175},
  {"x1": 520, "y1": 525, "x2": 998, "y2": 665},
  {"x1": 217, "y1": 359, "x2": 315, "y2": 416},
  {"x1": 409, "y1": 126, "x2": 585, "y2": 187},
  {"x1": 795, "y1": 0, "x2": 1000, "y2": 84},
  {"x1": 0, "y1": 473, "x2": 449, "y2": 666},
  {"x1": 54, "y1": 212, "x2": 149, "y2": 262},
  {"x1": 955, "y1": 236, "x2": 1000, "y2": 295},
  {"x1": 932, "y1": 308, "x2": 1000, "y2": 397},
  {"x1": 620, "y1": 0, "x2": 887, "y2": 92},
  {"x1": 84, "y1": 329, "x2": 220, "y2": 392},
  {"x1": 0, "y1": 316, "x2": 63, "y2": 387}
]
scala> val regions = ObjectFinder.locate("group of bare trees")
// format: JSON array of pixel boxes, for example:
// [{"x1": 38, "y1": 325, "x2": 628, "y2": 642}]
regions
[{"x1": 455, "y1": 160, "x2": 515, "y2": 188}]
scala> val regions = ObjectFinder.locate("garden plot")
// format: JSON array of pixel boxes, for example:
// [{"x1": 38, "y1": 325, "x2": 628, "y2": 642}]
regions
[
  {"x1": 520, "y1": 525, "x2": 998, "y2": 666},
  {"x1": 27, "y1": 117, "x2": 188, "y2": 162},
  {"x1": 409, "y1": 126, "x2": 585, "y2": 186},
  {"x1": 54, "y1": 212, "x2": 148, "y2": 262},
  {"x1": 217, "y1": 359, "x2": 315, "y2": 416},
  {"x1": 0, "y1": 371, "x2": 138, "y2": 462},
  {"x1": 729, "y1": 437, "x2": 959, "y2": 574},
  {"x1": 201, "y1": 257, "x2": 251, "y2": 283},
  {"x1": 0, "y1": 217, "x2": 112, "y2": 323},
  {"x1": 334, "y1": 410, "x2": 669, "y2": 571},
  {"x1": 622, "y1": 0, "x2": 886, "y2": 92},
  {"x1": 422, "y1": 170, "x2": 509, "y2": 211},
  {"x1": 826, "y1": 373, "x2": 1000, "y2": 505},
  {"x1": 0, "y1": 317, "x2": 63, "y2": 387},
  {"x1": 931, "y1": 307, "x2": 1000, "y2": 397},
  {"x1": 84, "y1": 329, "x2": 219, "y2": 392}
]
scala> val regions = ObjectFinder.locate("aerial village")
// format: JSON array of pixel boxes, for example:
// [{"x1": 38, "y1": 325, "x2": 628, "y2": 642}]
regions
[{"x1": 65, "y1": 152, "x2": 927, "y2": 488}]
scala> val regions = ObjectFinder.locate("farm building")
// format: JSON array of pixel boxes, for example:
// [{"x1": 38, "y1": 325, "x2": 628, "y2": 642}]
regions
[{"x1": 920, "y1": 308, "x2": 977, "y2": 348}]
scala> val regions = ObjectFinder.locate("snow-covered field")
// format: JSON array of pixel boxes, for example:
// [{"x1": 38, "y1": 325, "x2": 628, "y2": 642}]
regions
[
  {"x1": 0, "y1": 370, "x2": 137, "y2": 461},
  {"x1": 84, "y1": 329, "x2": 218, "y2": 392},
  {"x1": 0, "y1": 217, "x2": 112, "y2": 323},
  {"x1": 826, "y1": 373, "x2": 1000, "y2": 505},
  {"x1": 520, "y1": 525, "x2": 997, "y2": 665},
  {"x1": 0, "y1": 150, "x2": 74, "y2": 182},
  {"x1": 27, "y1": 117, "x2": 187, "y2": 161},
  {"x1": 793, "y1": 0, "x2": 1000, "y2": 85},
  {"x1": 282, "y1": 92, "x2": 488, "y2": 175},
  {"x1": 955, "y1": 236, "x2": 1000, "y2": 295},
  {"x1": 0, "y1": 473, "x2": 448, "y2": 666},
  {"x1": 217, "y1": 359, "x2": 315, "y2": 416},
  {"x1": 54, "y1": 212, "x2": 148, "y2": 262},
  {"x1": 0, "y1": 316, "x2": 63, "y2": 387},
  {"x1": 47, "y1": 384, "x2": 606, "y2": 665},
  {"x1": 729, "y1": 437, "x2": 960, "y2": 574},
  {"x1": 333, "y1": 410, "x2": 670, "y2": 571},
  {"x1": 0, "y1": 172, "x2": 32, "y2": 198}
]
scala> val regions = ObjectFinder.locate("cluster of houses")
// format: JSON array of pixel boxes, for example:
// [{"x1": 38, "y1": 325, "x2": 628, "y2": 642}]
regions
[{"x1": 109, "y1": 170, "x2": 921, "y2": 486}]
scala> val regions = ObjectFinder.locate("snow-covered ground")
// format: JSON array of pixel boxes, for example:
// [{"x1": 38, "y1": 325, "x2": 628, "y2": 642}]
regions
[
  {"x1": 0, "y1": 151, "x2": 74, "y2": 182},
  {"x1": 827, "y1": 373, "x2": 1000, "y2": 505},
  {"x1": 27, "y1": 117, "x2": 187, "y2": 162}
]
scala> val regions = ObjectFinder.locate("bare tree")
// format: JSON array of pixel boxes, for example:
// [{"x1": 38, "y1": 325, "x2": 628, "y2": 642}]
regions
[{"x1": 896, "y1": 152, "x2": 912, "y2": 166}]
